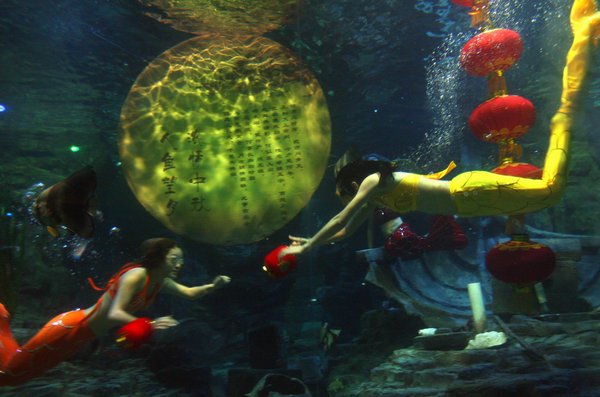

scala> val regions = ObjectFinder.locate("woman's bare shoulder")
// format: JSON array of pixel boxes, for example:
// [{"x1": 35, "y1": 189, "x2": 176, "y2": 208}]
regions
[{"x1": 120, "y1": 267, "x2": 148, "y2": 283}]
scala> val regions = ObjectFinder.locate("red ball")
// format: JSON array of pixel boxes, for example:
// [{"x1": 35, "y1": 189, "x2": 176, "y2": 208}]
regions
[
  {"x1": 116, "y1": 317, "x2": 153, "y2": 349},
  {"x1": 486, "y1": 239, "x2": 555, "y2": 284},
  {"x1": 263, "y1": 245, "x2": 298, "y2": 279},
  {"x1": 460, "y1": 29, "x2": 523, "y2": 76},
  {"x1": 468, "y1": 95, "x2": 536, "y2": 143}
]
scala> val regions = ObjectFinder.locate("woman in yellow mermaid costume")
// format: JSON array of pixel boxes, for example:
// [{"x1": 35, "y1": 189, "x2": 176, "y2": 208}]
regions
[
  {"x1": 282, "y1": 0, "x2": 600, "y2": 259},
  {"x1": 1, "y1": 238, "x2": 230, "y2": 386}
]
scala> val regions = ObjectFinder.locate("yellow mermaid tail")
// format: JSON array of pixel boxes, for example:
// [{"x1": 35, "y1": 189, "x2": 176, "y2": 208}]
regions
[{"x1": 449, "y1": 0, "x2": 599, "y2": 217}]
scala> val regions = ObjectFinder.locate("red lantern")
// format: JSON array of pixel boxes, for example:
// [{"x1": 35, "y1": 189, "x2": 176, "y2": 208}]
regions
[
  {"x1": 263, "y1": 245, "x2": 298, "y2": 279},
  {"x1": 452, "y1": 0, "x2": 474, "y2": 6},
  {"x1": 460, "y1": 29, "x2": 523, "y2": 76},
  {"x1": 116, "y1": 317, "x2": 153, "y2": 350},
  {"x1": 468, "y1": 95, "x2": 535, "y2": 143},
  {"x1": 486, "y1": 237, "x2": 555, "y2": 284},
  {"x1": 491, "y1": 162, "x2": 542, "y2": 178}
]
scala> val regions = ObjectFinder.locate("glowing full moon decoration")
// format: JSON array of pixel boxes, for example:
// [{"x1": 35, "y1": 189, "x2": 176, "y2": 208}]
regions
[
  {"x1": 119, "y1": 36, "x2": 331, "y2": 245},
  {"x1": 139, "y1": 0, "x2": 301, "y2": 36}
]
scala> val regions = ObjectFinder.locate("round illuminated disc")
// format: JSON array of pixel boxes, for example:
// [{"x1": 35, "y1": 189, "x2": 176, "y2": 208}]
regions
[
  {"x1": 139, "y1": 0, "x2": 300, "y2": 36},
  {"x1": 119, "y1": 36, "x2": 331, "y2": 245}
]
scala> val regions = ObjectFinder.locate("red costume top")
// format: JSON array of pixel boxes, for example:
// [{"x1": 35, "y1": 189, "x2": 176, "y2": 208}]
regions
[{"x1": 87, "y1": 263, "x2": 161, "y2": 315}]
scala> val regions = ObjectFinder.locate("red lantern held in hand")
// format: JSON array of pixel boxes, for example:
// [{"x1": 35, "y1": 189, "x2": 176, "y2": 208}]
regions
[
  {"x1": 460, "y1": 29, "x2": 523, "y2": 76},
  {"x1": 486, "y1": 236, "x2": 555, "y2": 284},
  {"x1": 263, "y1": 245, "x2": 298, "y2": 279},
  {"x1": 116, "y1": 317, "x2": 153, "y2": 350}
]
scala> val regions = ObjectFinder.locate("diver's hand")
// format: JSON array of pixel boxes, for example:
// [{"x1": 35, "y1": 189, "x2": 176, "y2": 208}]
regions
[
  {"x1": 278, "y1": 243, "x2": 306, "y2": 261},
  {"x1": 152, "y1": 316, "x2": 179, "y2": 330},
  {"x1": 289, "y1": 235, "x2": 309, "y2": 246},
  {"x1": 212, "y1": 275, "x2": 231, "y2": 289}
]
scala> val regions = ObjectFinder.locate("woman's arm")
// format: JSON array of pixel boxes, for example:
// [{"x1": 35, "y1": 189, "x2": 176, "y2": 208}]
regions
[
  {"x1": 283, "y1": 173, "x2": 382, "y2": 257},
  {"x1": 108, "y1": 268, "x2": 180, "y2": 330},
  {"x1": 290, "y1": 201, "x2": 373, "y2": 246},
  {"x1": 107, "y1": 268, "x2": 147, "y2": 324},
  {"x1": 161, "y1": 275, "x2": 231, "y2": 300}
]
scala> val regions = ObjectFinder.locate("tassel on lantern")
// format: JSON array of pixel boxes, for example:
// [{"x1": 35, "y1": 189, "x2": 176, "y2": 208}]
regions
[{"x1": 451, "y1": 0, "x2": 491, "y2": 28}]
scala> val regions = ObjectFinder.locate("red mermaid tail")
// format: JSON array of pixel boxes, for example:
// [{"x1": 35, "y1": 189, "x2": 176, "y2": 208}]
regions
[
  {"x1": 384, "y1": 222, "x2": 426, "y2": 260},
  {"x1": 424, "y1": 215, "x2": 469, "y2": 251},
  {"x1": 0, "y1": 304, "x2": 95, "y2": 386},
  {"x1": 383, "y1": 216, "x2": 468, "y2": 260}
]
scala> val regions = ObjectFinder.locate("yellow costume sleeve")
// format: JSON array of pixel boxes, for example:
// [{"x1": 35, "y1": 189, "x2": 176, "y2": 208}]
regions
[{"x1": 449, "y1": 0, "x2": 599, "y2": 217}]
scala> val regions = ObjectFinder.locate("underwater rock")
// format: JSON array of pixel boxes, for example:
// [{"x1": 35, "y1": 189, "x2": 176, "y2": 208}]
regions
[
  {"x1": 227, "y1": 368, "x2": 303, "y2": 397},
  {"x1": 359, "y1": 308, "x2": 424, "y2": 348},
  {"x1": 465, "y1": 331, "x2": 507, "y2": 350},
  {"x1": 330, "y1": 314, "x2": 600, "y2": 397},
  {"x1": 246, "y1": 373, "x2": 311, "y2": 397}
]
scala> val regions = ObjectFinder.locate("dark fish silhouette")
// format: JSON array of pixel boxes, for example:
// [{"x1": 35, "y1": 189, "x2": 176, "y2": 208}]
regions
[{"x1": 33, "y1": 166, "x2": 97, "y2": 238}]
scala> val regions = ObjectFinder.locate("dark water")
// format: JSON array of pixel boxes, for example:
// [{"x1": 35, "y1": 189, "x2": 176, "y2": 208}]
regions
[{"x1": 1, "y1": 0, "x2": 599, "y2": 396}]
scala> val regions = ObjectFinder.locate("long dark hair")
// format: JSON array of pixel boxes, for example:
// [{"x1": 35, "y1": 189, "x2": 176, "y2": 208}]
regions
[
  {"x1": 139, "y1": 237, "x2": 178, "y2": 269},
  {"x1": 334, "y1": 149, "x2": 396, "y2": 197}
]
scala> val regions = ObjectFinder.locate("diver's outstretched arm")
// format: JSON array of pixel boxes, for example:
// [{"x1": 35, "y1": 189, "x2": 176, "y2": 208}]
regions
[
  {"x1": 282, "y1": 173, "x2": 381, "y2": 257},
  {"x1": 162, "y1": 275, "x2": 231, "y2": 300}
]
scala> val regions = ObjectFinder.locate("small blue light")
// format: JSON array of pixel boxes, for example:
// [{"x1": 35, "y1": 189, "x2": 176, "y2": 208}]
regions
[
  {"x1": 0, "y1": 104, "x2": 6, "y2": 112},
  {"x1": 373, "y1": 108, "x2": 379, "y2": 113},
  {"x1": 5, "y1": 212, "x2": 13, "y2": 217}
]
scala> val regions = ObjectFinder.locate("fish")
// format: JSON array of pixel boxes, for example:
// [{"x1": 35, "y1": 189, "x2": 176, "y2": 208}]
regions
[
  {"x1": 32, "y1": 166, "x2": 97, "y2": 239},
  {"x1": 320, "y1": 322, "x2": 341, "y2": 352}
]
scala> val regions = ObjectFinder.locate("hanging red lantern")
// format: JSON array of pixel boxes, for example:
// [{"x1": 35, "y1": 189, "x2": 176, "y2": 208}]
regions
[
  {"x1": 491, "y1": 162, "x2": 542, "y2": 178},
  {"x1": 486, "y1": 236, "x2": 555, "y2": 284},
  {"x1": 460, "y1": 29, "x2": 523, "y2": 76},
  {"x1": 452, "y1": 0, "x2": 474, "y2": 6},
  {"x1": 468, "y1": 95, "x2": 535, "y2": 143}
]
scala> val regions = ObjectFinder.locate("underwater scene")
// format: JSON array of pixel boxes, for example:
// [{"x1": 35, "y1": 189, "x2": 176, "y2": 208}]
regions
[{"x1": 1, "y1": 0, "x2": 600, "y2": 395}]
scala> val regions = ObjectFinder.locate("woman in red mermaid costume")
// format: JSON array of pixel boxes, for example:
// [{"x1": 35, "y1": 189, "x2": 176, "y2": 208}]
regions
[{"x1": 0, "y1": 237, "x2": 230, "y2": 386}]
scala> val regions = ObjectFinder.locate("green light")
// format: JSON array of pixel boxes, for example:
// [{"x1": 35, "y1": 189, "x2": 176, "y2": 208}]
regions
[{"x1": 70, "y1": 146, "x2": 81, "y2": 153}]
